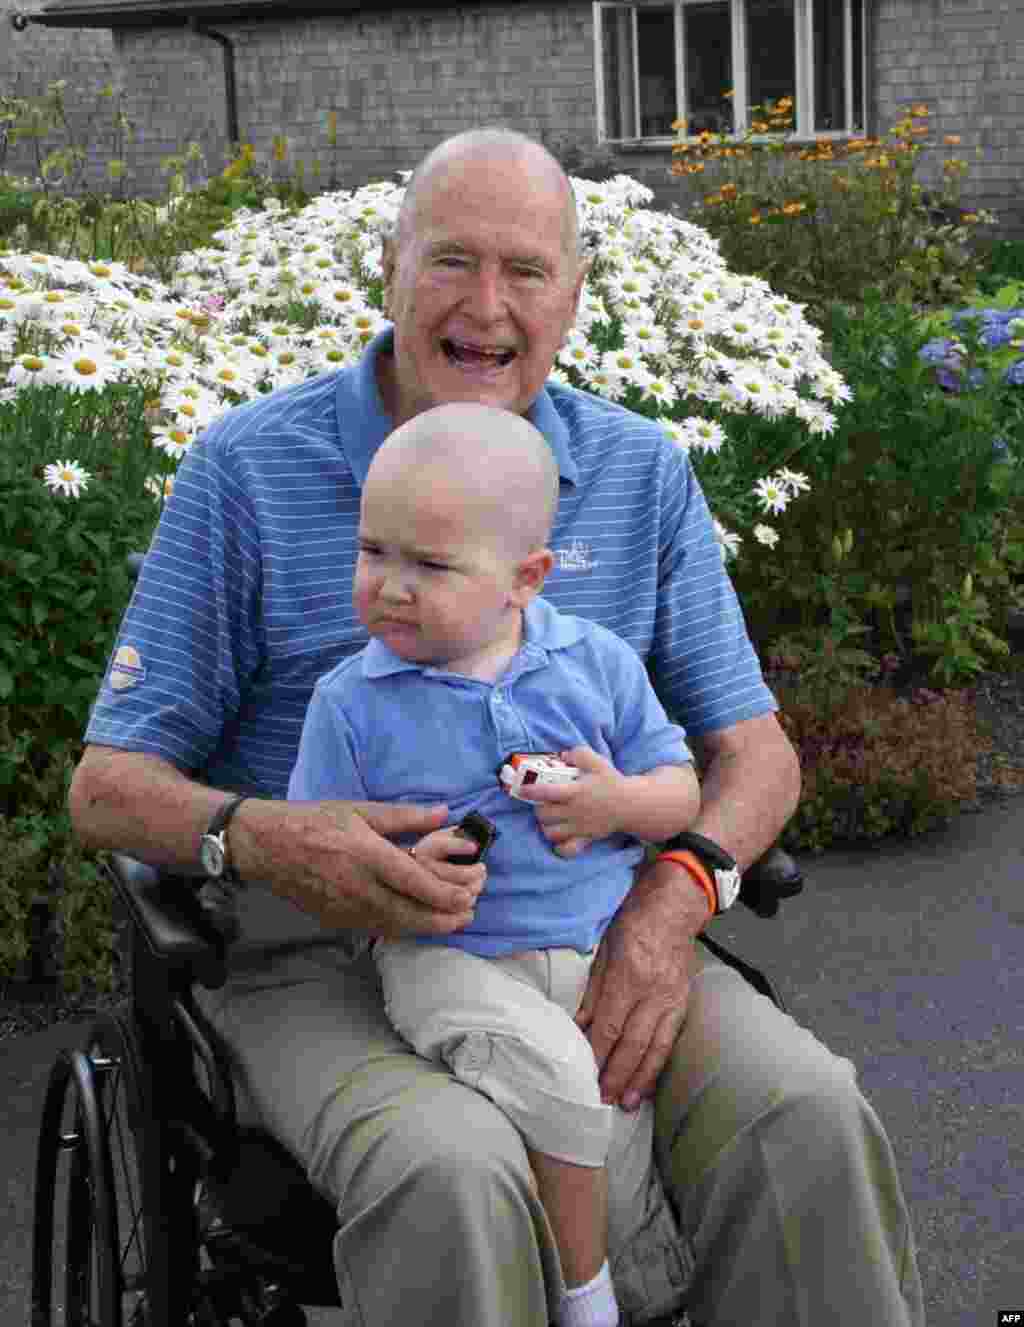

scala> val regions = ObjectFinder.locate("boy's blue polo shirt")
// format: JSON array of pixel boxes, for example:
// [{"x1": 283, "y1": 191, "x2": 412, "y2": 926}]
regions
[
  {"x1": 288, "y1": 596, "x2": 692, "y2": 956},
  {"x1": 86, "y1": 327, "x2": 777, "y2": 803}
]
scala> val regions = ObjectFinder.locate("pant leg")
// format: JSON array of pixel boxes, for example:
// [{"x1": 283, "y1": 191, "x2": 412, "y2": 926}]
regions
[
  {"x1": 375, "y1": 940, "x2": 613, "y2": 1166},
  {"x1": 652, "y1": 940, "x2": 926, "y2": 1327},
  {"x1": 193, "y1": 950, "x2": 564, "y2": 1326}
]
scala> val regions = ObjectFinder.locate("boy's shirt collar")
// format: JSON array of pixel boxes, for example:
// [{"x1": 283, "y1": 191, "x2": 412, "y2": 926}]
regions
[
  {"x1": 361, "y1": 597, "x2": 585, "y2": 682},
  {"x1": 337, "y1": 327, "x2": 579, "y2": 491}
]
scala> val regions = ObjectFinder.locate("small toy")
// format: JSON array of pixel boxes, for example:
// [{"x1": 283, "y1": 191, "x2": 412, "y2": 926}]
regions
[
  {"x1": 452, "y1": 811, "x2": 499, "y2": 864},
  {"x1": 498, "y1": 752, "x2": 580, "y2": 801}
]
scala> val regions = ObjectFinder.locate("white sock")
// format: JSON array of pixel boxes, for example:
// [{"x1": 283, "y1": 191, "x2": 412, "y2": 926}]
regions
[{"x1": 557, "y1": 1259, "x2": 619, "y2": 1327}]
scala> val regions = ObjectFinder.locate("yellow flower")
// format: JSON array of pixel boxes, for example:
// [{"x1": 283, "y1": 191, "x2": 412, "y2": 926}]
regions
[
  {"x1": 782, "y1": 201, "x2": 806, "y2": 216},
  {"x1": 750, "y1": 212, "x2": 762, "y2": 225}
]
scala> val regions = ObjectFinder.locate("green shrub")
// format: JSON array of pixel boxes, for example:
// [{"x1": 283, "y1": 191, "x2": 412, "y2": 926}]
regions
[
  {"x1": 776, "y1": 681, "x2": 982, "y2": 852},
  {"x1": 0, "y1": 727, "x2": 118, "y2": 991},
  {"x1": 729, "y1": 294, "x2": 1024, "y2": 686},
  {"x1": 0, "y1": 381, "x2": 164, "y2": 749}
]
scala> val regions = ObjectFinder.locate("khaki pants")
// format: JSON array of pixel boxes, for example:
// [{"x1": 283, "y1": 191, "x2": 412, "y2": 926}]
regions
[{"x1": 195, "y1": 938, "x2": 925, "y2": 1327}]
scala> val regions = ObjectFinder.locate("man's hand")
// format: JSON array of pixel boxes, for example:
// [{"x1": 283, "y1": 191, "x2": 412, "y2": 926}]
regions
[
  {"x1": 233, "y1": 798, "x2": 485, "y2": 938},
  {"x1": 574, "y1": 856, "x2": 709, "y2": 1110},
  {"x1": 513, "y1": 746, "x2": 624, "y2": 857}
]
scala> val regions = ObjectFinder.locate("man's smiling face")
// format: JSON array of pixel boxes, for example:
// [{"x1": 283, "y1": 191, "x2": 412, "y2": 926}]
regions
[{"x1": 379, "y1": 145, "x2": 588, "y2": 424}]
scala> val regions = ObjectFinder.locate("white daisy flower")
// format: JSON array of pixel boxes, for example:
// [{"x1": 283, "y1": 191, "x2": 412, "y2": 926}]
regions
[
  {"x1": 753, "y1": 476, "x2": 790, "y2": 515},
  {"x1": 712, "y1": 518, "x2": 742, "y2": 562},
  {"x1": 754, "y1": 523, "x2": 780, "y2": 549},
  {"x1": 680, "y1": 417, "x2": 726, "y2": 453},
  {"x1": 152, "y1": 425, "x2": 194, "y2": 461},
  {"x1": 43, "y1": 459, "x2": 91, "y2": 498}
]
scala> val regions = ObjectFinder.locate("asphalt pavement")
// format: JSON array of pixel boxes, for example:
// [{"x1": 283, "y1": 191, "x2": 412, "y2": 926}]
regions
[{"x1": 2, "y1": 798, "x2": 1022, "y2": 1327}]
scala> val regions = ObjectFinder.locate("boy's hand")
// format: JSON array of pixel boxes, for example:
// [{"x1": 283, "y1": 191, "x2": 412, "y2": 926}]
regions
[
  {"x1": 409, "y1": 827, "x2": 488, "y2": 890},
  {"x1": 515, "y1": 746, "x2": 625, "y2": 858}
]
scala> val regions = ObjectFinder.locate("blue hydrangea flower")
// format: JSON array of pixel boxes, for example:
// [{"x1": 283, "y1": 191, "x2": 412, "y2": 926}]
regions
[
  {"x1": 919, "y1": 337, "x2": 952, "y2": 365},
  {"x1": 1006, "y1": 359, "x2": 1024, "y2": 386}
]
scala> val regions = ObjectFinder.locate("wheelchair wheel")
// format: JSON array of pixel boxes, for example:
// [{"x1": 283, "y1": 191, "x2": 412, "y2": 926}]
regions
[{"x1": 31, "y1": 1009, "x2": 177, "y2": 1327}]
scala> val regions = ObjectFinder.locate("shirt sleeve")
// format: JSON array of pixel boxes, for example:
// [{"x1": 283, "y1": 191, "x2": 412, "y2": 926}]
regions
[
  {"x1": 83, "y1": 412, "x2": 264, "y2": 776},
  {"x1": 649, "y1": 447, "x2": 778, "y2": 736},
  {"x1": 601, "y1": 632, "x2": 694, "y2": 777},
  {"x1": 287, "y1": 679, "x2": 369, "y2": 802}
]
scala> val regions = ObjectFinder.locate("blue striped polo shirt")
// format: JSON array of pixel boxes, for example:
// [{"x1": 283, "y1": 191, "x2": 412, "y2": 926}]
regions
[{"x1": 86, "y1": 327, "x2": 777, "y2": 800}]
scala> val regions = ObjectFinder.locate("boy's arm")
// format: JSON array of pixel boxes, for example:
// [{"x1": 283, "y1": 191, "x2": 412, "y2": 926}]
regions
[
  {"x1": 520, "y1": 746, "x2": 698, "y2": 856},
  {"x1": 616, "y1": 761, "x2": 701, "y2": 844}
]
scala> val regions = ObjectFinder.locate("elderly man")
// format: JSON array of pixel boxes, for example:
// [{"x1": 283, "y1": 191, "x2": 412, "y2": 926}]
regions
[{"x1": 70, "y1": 128, "x2": 924, "y2": 1327}]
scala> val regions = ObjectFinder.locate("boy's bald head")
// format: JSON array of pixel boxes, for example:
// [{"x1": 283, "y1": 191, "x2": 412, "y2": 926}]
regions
[{"x1": 368, "y1": 403, "x2": 560, "y2": 559}]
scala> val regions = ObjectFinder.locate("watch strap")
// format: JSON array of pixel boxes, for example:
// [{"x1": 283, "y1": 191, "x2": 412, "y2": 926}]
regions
[
  {"x1": 659, "y1": 831, "x2": 741, "y2": 913},
  {"x1": 204, "y1": 794, "x2": 248, "y2": 883}
]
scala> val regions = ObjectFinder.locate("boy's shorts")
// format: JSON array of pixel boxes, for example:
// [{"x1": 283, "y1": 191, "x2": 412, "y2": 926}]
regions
[{"x1": 373, "y1": 939, "x2": 614, "y2": 1167}]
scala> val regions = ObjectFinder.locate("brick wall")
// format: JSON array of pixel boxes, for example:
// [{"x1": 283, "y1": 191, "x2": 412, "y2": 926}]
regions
[
  {"x1": 871, "y1": 0, "x2": 1024, "y2": 237},
  {"x1": 1, "y1": 0, "x2": 118, "y2": 190},
  {"x1": 116, "y1": 2, "x2": 597, "y2": 197}
]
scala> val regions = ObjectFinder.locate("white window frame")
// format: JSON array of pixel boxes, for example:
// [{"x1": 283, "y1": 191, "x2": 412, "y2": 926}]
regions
[{"x1": 593, "y1": 0, "x2": 866, "y2": 144}]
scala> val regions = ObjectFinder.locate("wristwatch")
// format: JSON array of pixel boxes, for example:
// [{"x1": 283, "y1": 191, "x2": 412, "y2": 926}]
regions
[
  {"x1": 661, "y1": 831, "x2": 742, "y2": 913},
  {"x1": 199, "y1": 795, "x2": 248, "y2": 885}
]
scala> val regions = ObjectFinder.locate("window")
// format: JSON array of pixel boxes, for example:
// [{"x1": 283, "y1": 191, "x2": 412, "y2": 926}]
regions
[{"x1": 594, "y1": 0, "x2": 865, "y2": 141}]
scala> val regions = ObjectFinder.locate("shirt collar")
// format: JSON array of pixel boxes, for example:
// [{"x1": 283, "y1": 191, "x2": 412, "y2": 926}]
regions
[
  {"x1": 361, "y1": 596, "x2": 586, "y2": 681},
  {"x1": 336, "y1": 327, "x2": 579, "y2": 490}
]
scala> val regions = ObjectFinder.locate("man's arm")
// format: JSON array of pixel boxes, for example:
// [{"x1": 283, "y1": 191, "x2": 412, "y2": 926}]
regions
[
  {"x1": 69, "y1": 745, "x2": 483, "y2": 937},
  {"x1": 574, "y1": 713, "x2": 801, "y2": 1108},
  {"x1": 686, "y1": 711, "x2": 802, "y2": 870}
]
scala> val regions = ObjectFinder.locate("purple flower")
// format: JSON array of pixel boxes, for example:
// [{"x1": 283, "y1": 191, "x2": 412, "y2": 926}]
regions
[{"x1": 1005, "y1": 359, "x2": 1024, "y2": 386}]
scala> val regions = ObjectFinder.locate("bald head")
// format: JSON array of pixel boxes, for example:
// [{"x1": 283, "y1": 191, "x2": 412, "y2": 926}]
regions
[
  {"x1": 396, "y1": 128, "x2": 581, "y2": 263},
  {"x1": 368, "y1": 402, "x2": 560, "y2": 557}
]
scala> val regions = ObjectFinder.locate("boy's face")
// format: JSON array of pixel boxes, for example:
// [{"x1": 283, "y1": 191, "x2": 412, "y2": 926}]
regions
[{"x1": 354, "y1": 467, "x2": 549, "y2": 675}]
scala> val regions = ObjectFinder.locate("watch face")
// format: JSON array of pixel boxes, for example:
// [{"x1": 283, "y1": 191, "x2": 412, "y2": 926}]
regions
[
  {"x1": 715, "y1": 865, "x2": 742, "y2": 910},
  {"x1": 200, "y1": 834, "x2": 225, "y2": 878}
]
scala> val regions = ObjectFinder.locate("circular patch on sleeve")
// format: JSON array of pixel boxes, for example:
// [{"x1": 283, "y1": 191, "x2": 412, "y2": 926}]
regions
[{"x1": 109, "y1": 644, "x2": 147, "y2": 692}]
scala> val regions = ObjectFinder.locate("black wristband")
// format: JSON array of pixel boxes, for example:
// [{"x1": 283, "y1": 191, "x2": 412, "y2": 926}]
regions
[{"x1": 660, "y1": 831, "x2": 741, "y2": 913}]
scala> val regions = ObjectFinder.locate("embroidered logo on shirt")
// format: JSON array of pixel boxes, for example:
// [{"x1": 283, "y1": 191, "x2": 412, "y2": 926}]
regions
[
  {"x1": 108, "y1": 644, "x2": 146, "y2": 692},
  {"x1": 554, "y1": 538, "x2": 597, "y2": 572}
]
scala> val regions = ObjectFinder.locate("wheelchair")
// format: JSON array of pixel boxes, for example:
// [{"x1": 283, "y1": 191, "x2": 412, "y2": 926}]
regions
[{"x1": 29, "y1": 846, "x2": 801, "y2": 1327}]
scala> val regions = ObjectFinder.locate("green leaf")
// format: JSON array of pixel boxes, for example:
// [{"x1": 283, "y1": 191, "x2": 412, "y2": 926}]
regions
[{"x1": 0, "y1": 666, "x2": 12, "y2": 699}]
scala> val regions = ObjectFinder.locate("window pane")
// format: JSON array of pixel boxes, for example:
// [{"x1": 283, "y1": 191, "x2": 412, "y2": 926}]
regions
[
  {"x1": 600, "y1": 6, "x2": 637, "y2": 139},
  {"x1": 683, "y1": 2, "x2": 734, "y2": 136},
  {"x1": 637, "y1": 7, "x2": 677, "y2": 137},
  {"x1": 746, "y1": 0, "x2": 795, "y2": 118},
  {"x1": 813, "y1": 0, "x2": 845, "y2": 130}
]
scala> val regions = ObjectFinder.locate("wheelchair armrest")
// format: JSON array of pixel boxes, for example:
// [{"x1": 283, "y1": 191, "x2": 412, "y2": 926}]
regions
[{"x1": 107, "y1": 853, "x2": 229, "y2": 988}]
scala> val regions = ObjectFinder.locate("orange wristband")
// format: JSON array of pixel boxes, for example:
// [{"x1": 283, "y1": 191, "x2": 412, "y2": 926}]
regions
[{"x1": 656, "y1": 850, "x2": 717, "y2": 919}]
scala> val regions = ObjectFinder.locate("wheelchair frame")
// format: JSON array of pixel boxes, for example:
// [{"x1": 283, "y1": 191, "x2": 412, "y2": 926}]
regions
[{"x1": 29, "y1": 850, "x2": 796, "y2": 1326}]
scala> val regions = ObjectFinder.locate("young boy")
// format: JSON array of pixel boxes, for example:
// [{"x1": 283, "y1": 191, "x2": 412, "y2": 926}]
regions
[{"x1": 288, "y1": 402, "x2": 702, "y2": 1327}]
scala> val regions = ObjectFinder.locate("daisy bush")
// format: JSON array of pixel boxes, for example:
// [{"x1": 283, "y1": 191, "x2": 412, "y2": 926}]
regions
[{"x1": 1, "y1": 173, "x2": 848, "y2": 571}]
